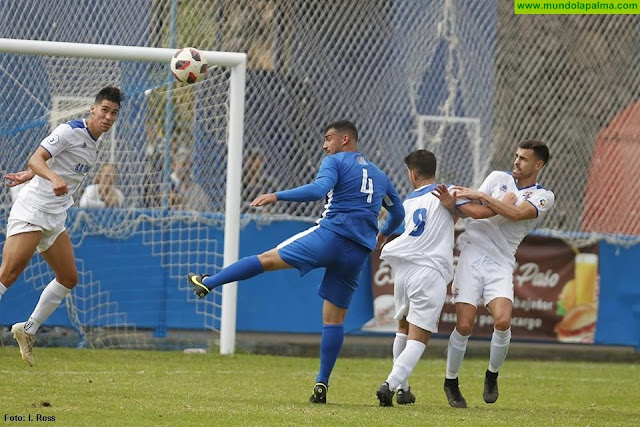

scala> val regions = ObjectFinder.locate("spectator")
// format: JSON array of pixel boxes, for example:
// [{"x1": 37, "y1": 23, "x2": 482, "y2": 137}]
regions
[
  {"x1": 79, "y1": 162, "x2": 124, "y2": 208},
  {"x1": 142, "y1": 150, "x2": 163, "y2": 208},
  {"x1": 170, "y1": 151, "x2": 212, "y2": 212},
  {"x1": 242, "y1": 149, "x2": 279, "y2": 213}
]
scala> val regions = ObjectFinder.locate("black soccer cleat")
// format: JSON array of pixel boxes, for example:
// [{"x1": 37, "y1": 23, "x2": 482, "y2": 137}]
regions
[
  {"x1": 188, "y1": 273, "x2": 211, "y2": 298},
  {"x1": 444, "y1": 377, "x2": 467, "y2": 408},
  {"x1": 396, "y1": 387, "x2": 416, "y2": 405},
  {"x1": 309, "y1": 382, "x2": 327, "y2": 404},
  {"x1": 483, "y1": 370, "x2": 499, "y2": 403},
  {"x1": 376, "y1": 382, "x2": 394, "y2": 407}
]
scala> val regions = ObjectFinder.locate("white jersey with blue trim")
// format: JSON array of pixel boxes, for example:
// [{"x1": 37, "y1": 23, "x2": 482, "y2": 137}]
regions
[
  {"x1": 19, "y1": 119, "x2": 100, "y2": 214},
  {"x1": 458, "y1": 170, "x2": 555, "y2": 268},
  {"x1": 380, "y1": 183, "x2": 456, "y2": 283}
]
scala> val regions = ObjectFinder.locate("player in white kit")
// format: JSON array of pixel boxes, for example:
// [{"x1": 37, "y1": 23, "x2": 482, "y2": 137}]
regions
[
  {"x1": 375, "y1": 150, "x2": 461, "y2": 406},
  {"x1": 443, "y1": 140, "x2": 555, "y2": 407},
  {"x1": 0, "y1": 87, "x2": 122, "y2": 366}
]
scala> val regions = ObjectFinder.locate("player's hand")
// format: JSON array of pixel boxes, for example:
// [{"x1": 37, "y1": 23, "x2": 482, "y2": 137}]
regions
[
  {"x1": 432, "y1": 184, "x2": 457, "y2": 210},
  {"x1": 451, "y1": 186, "x2": 482, "y2": 201},
  {"x1": 503, "y1": 192, "x2": 517, "y2": 205},
  {"x1": 51, "y1": 175, "x2": 69, "y2": 196},
  {"x1": 4, "y1": 170, "x2": 35, "y2": 187},
  {"x1": 250, "y1": 193, "x2": 277, "y2": 207}
]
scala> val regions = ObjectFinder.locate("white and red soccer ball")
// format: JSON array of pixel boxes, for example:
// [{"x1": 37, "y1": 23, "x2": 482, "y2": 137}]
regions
[{"x1": 170, "y1": 47, "x2": 208, "y2": 84}]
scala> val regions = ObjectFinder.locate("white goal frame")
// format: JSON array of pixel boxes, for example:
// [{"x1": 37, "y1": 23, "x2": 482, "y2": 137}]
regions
[
  {"x1": 416, "y1": 114, "x2": 484, "y2": 188},
  {"x1": 0, "y1": 38, "x2": 246, "y2": 355}
]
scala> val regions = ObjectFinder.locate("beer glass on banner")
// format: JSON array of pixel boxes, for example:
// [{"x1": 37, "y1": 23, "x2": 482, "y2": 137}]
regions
[{"x1": 574, "y1": 253, "x2": 598, "y2": 305}]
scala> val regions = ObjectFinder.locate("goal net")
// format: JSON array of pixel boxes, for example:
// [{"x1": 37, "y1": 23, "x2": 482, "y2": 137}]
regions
[{"x1": 0, "y1": 39, "x2": 245, "y2": 354}]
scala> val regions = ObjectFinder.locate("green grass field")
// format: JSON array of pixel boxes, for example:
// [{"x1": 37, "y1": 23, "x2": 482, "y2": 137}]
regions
[{"x1": 1, "y1": 347, "x2": 638, "y2": 426}]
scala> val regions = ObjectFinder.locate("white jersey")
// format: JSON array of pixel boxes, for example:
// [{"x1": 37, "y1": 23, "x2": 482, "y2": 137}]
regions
[
  {"x1": 18, "y1": 119, "x2": 100, "y2": 214},
  {"x1": 458, "y1": 171, "x2": 555, "y2": 268},
  {"x1": 381, "y1": 183, "x2": 457, "y2": 283}
]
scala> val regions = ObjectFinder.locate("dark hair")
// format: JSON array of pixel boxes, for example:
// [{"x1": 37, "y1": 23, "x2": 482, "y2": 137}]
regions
[
  {"x1": 95, "y1": 86, "x2": 123, "y2": 106},
  {"x1": 518, "y1": 139, "x2": 549, "y2": 164},
  {"x1": 324, "y1": 120, "x2": 358, "y2": 143},
  {"x1": 404, "y1": 149, "x2": 437, "y2": 179}
]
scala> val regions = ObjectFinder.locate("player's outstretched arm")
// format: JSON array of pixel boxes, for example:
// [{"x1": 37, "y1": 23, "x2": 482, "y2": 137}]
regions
[
  {"x1": 267, "y1": 155, "x2": 338, "y2": 205},
  {"x1": 457, "y1": 202, "x2": 494, "y2": 219},
  {"x1": 28, "y1": 147, "x2": 68, "y2": 196},
  {"x1": 453, "y1": 186, "x2": 536, "y2": 221},
  {"x1": 379, "y1": 181, "x2": 404, "y2": 237},
  {"x1": 432, "y1": 184, "x2": 463, "y2": 224},
  {"x1": 4, "y1": 169, "x2": 36, "y2": 187},
  {"x1": 250, "y1": 193, "x2": 278, "y2": 207},
  {"x1": 432, "y1": 184, "x2": 461, "y2": 217}
]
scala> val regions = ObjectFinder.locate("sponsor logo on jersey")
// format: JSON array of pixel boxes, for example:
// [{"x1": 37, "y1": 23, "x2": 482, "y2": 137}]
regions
[
  {"x1": 74, "y1": 163, "x2": 90, "y2": 173},
  {"x1": 356, "y1": 155, "x2": 367, "y2": 165},
  {"x1": 81, "y1": 142, "x2": 87, "y2": 148},
  {"x1": 500, "y1": 184, "x2": 508, "y2": 192},
  {"x1": 46, "y1": 134, "x2": 60, "y2": 145},
  {"x1": 539, "y1": 198, "x2": 547, "y2": 207},
  {"x1": 523, "y1": 191, "x2": 533, "y2": 200}
]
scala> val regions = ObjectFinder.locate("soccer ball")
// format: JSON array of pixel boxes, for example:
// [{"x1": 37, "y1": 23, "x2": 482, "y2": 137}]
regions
[{"x1": 170, "y1": 47, "x2": 208, "y2": 84}]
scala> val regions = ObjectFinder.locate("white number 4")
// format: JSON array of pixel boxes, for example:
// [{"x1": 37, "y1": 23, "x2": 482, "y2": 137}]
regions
[{"x1": 360, "y1": 168, "x2": 374, "y2": 203}]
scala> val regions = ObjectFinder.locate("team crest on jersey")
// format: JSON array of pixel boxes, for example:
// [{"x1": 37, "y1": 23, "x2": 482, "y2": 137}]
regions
[
  {"x1": 523, "y1": 191, "x2": 533, "y2": 200},
  {"x1": 46, "y1": 135, "x2": 59, "y2": 145},
  {"x1": 356, "y1": 155, "x2": 367, "y2": 165},
  {"x1": 539, "y1": 198, "x2": 547, "y2": 207},
  {"x1": 500, "y1": 184, "x2": 508, "y2": 192}
]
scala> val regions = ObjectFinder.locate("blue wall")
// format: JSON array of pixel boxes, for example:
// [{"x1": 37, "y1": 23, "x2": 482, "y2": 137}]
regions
[
  {"x1": 595, "y1": 242, "x2": 640, "y2": 348},
  {"x1": 0, "y1": 216, "x2": 373, "y2": 336}
]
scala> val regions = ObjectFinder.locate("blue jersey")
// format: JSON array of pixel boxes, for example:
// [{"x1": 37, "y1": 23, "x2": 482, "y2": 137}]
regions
[{"x1": 276, "y1": 151, "x2": 403, "y2": 251}]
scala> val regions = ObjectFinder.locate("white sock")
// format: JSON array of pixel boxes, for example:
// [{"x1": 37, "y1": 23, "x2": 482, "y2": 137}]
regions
[
  {"x1": 24, "y1": 279, "x2": 71, "y2": 335},
  {"x1": 386, "y1": 340, "x2": 426, "y2": 391},
  {"x1": 446, "y1": 328, "x2": 470, "y2": 379},
  {"x1": 0, "y1": 281, "x2": 7, "y2": 301},
  {"x1": 392, "y1": 333, "x2": 409, "y2": 390},
  {"x1": 488, "y1": 327, "x2": 511, "y2": 373}
]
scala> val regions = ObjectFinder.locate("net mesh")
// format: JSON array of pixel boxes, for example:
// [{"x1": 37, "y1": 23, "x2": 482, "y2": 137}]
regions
[
  {"x1": 0, "y1": 51, "x2": 232, "y2": 348},
  {"x1": 5, "y1": 1, "x2": 637, "y2": 239},
  {"x1": 1, "y1": 0, "x2": 639, "y2": 347}
]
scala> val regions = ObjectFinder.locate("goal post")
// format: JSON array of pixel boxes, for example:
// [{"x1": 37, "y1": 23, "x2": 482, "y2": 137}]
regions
[
  {"x1": 0, "y1": 38, "x2": 245, "y2": 355},
  {"x1": 221, "y1": 49, "x2": 246, "y2": 355},
  {"x1": 416, "y1": 114, "x2": 484, "y2": 189}
]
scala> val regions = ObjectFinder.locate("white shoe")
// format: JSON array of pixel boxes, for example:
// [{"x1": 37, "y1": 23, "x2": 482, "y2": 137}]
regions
[{"x1": 11, "y1": 322, "x2": 36, "y2": 367}]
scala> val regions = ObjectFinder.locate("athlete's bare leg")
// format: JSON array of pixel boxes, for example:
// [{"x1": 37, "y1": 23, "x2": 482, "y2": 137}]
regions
[
  {"x1": 40, "y1": 231, "x2": 78, "y2": 288},
  {"x1": 257, "y1": 247, "x2": 292, "y2": 271},
  {"x1": 0, "y1": 231, "x2": 42, "y2": 287}
]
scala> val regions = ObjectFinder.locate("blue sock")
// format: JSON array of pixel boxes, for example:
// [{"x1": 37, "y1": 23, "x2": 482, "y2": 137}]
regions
[
  {"x1": 202, "y1": 255, "x2": 264, "y2": 289},
  {"x1": 316, "y1": 324, "x2": 344, "y2": 386}
]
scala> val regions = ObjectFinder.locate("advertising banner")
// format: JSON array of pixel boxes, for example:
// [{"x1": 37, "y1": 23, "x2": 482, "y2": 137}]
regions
[{"x1": 363, "y1": 233, "x2": 599, "y2": 343}]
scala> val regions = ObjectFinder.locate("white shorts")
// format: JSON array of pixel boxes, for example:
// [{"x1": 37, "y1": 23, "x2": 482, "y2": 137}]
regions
[
  {"x1": 452, "y1": 243, "x2": 514, "y2": 307},
  {"x1": 391, "y1": 261, "x2": 447, "y2": 333},
  {"x1": 7, "y1": 199, "x2": 67, "y2": 253}
]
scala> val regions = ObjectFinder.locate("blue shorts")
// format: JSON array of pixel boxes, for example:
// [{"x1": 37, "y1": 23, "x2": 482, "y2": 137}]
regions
[{"x1": 277, "y1": 225, "x2": 371, "y2": 309}]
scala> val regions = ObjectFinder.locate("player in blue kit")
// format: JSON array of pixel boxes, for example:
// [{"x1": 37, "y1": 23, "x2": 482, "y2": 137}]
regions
[{"x1": 188, "y1": 120, "x2": 404, "y2": 404}]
